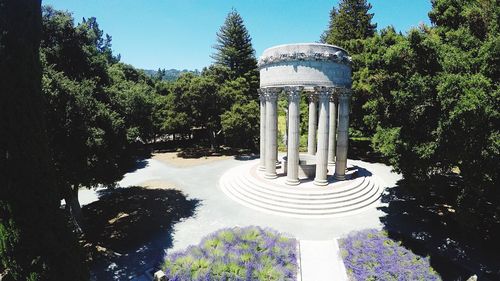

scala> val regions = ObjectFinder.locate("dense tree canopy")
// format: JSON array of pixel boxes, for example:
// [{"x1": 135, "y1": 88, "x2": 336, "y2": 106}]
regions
[
  {"x1": 213, "y1": 10, "x2": 260, "y2": 148},
  {"x1": 335, "y1": 0, "x2": 499, "y2": 240},
  {"x1": 40, "y1": 8, "x2": 141, "y2": 228},
  {"x1": 0, "y1": 1, "x2": 87, "y2": 280},
  {"x1": 321, "y1": 0, "x2": 378, "y2": 136}
]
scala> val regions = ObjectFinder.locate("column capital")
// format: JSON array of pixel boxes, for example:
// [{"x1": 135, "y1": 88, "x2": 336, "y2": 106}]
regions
[
  {"x1": 283, "y1": 86, "x2": 304, "y2": 93},
  {"x1": 285, "y1": 87, "x2": 301, "y2": 102},
  {"x1": 258, "y1": 89, "x2": 266, "y2": 102},
  {"x1": 329, "y1": 94, "x2": 338, "y2": 103},
  {"x1": 336, "y1": 87, "x2": 352, "y2": 99},
  {"x1": 307, "y1": 92, "x2": 318, "y2": 102},
  {"x1": 316, "y1": 90, "x2": 331, "y2": 101},
  {"x1": 263, "y1": 90, "x2": 279, "y2": 101}
]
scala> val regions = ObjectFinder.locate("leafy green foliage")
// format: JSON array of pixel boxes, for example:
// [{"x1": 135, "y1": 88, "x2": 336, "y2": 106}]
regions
[
  {"x1": 213, "y1": 10, "x2": 260, "y2": 148},
  {"x1": 221, "y1": 101, "x2": 260, "y2": 149},
  {"x1": 342, "y1": 0, "x2": 499, "y2": 238},
  {"x1": 40, "y1": 8, "x2": 142, "y2": 229},
  {"x1": 321, "y1": 0, "x2": 378, "y2": 134},
  {"x1": 162, "y1": 10, "x2": 260, "y2": 149},
  {"x1": 1, "y1": 1, "x2": 87, "y2": 280}
]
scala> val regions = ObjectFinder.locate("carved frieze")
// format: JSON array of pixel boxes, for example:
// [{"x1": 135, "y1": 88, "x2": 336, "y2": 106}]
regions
[{"x1": 258, "y1": 48, "x2": 352, "y2": 68}]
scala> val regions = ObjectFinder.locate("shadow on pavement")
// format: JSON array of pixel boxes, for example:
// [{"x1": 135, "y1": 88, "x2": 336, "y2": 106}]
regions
[
  {"x1": 349, "y1": 138, "x2": 388, "y2": 164},
  {"x1": 82, "y1": 186, "x2": 199, "y2": 280},
  {"x1": 378, "y1": 177, "x2": 500, "y2": 281}
]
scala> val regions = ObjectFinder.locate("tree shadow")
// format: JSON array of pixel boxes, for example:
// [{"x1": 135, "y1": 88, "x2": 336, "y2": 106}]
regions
[
  {"x1": 82, "y1": 186, "x2": 199, "y2": 280},
  {"x1": 349, "y1": 138, "x2": 388, "y2": 164},
  {"x1": 233, "y1": 153, "x2": 258, "y2": 161},
  {"x1": 125, "y1": 158, "x2": 149, "y2": 174},
  {"x1": 378, "y1": 177, "x2": 500, "y2": 281}
]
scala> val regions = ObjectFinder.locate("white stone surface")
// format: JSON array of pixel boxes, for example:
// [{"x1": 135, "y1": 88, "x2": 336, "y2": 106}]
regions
[
  {"x1": 265, "y1": 90, "x2": 278, "y2": 178},
  {"x1": 314, "y1": 92, "x2": 331, "y2": 185},
  {"x1": 299, "y1": 239, "x2": 348, "y2": 281},
  {"x1": 335, "y1": 93, "x2": 351, "y2": 179},
  {"x1": 259, "y1": 43, "x2": 352, "y2": 89},
  {"x1": 307, "y1": 94, "x2": 317, "y2": 155},
  {"x1": 328, "y1": 97, "x2": 338, "y2": 164},
  {"x1": 259, "y1": 94, "x2": 266, "y2": 170},
  {"x1": 286, "y1": 89, "x2": 301, "y2": 185},
  {"x1": 219, "y1": 159, "x2": 384, "y2": 218}
]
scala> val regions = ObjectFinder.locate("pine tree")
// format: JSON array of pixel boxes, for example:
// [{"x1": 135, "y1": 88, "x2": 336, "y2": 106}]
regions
[
  {"x1": 212, "y1": 9, "x2": 258, "y2": 79},
  {"x1": 0, "y1": 1, "x2": 88, "y2": 280},
  {"x1": 321, "y1": 0, "x2": 377, "y2": 47}
]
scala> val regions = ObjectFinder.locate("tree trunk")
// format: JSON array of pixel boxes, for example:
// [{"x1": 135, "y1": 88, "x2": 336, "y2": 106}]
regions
[
  {"x1": 65, "y1": 187, "x2": 84, "y2": 232},
  {"x1": 208, "y1": 128, "x2": 217, "y2": 151}
]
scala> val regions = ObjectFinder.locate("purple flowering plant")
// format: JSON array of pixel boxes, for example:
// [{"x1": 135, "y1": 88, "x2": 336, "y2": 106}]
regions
[
  {"x1": 340, "y1": 229, "x2": 441, "y2": 281},
  {"x1": 162, "y1": 226, "x2": 297, "y2": 281}
]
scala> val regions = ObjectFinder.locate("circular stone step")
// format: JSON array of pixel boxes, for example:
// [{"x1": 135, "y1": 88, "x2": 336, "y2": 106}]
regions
[{"x1": 219, "y1": 160, "x2": 385, "y2": 218}]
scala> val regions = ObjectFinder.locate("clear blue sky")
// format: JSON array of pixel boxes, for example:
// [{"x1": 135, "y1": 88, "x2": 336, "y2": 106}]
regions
[{"x1": 42, "y1": 0, "x2": 432, "y2": 71}]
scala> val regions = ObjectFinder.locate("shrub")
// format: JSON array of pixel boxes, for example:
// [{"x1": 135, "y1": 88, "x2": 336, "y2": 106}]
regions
[
  {"x1": 162, "y1": 226, "x2": 297, "y2": 281},
  {"x1": 340, "y1": 229, "x2": 441, "y2": 280}
]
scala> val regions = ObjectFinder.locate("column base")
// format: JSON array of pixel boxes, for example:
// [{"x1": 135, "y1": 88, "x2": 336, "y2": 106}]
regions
[
  {"x1": 264, "y1": 172, "x2": 278, "y2": 179},
  {"x1": 334, "y1": 173, "x2": 346, "y2": 180},
  {"x1": 328, "y1": 161, "x2": 335, "y2": 166},
  {"x1": 285, "y1": 178, "x2": 300, "y2": 186},
  {"x1": 313, "y1": 178, "x2": 328, "y2": 186},
  {"x1": 258, "y1": 165, "x2": 266, "y2": 171}
]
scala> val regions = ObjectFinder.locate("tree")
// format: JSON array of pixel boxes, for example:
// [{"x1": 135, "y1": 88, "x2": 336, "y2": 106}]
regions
[
  {"x1": 320, "y1": 0, "x2": 378, "y2": 137},
  {"x1": 211, "y1": 10, "x2": 260, "y2": 148},
  {"x1": 41, "y1": 8, "x2": 139, "y2": 230},
  {"x1": 221, "y1": 101, "x2": 260, "y2": 149},
  {"x1": 321, "y1": 0, "x2": 377, "y2": 47},
  {"x1": 356, "y1": 0, "x2": 499, "y2": 241},
  {"x1": 212, "y1": 9, "x2": 258, "y2": 82},
  {"x1": 107, "y1": 63, "x2": 157, "y2": 143},
  {"x1": 0, "y1": 1, "x2": 88, "y2": 280}
]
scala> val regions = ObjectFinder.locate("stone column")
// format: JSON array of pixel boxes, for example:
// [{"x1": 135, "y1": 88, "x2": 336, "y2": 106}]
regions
[
  {"x1": 259, "y1": 91, "x2": 266, "y2": 171},
  {"x1": 265, "y1": 89, "x2": 278, "y2": 179},
  {"x1": 314, "y1": 89, "x2": 331, "y2": 186},
  {"x1": 334, "y1": 89, "x2": 351, "y2": 180},
  {"x1": 307, "y1": 93, "x2": 317, "y2": 155},
  {"x1": 286, "y1": 88, "x2": 301, "y2": 185},
  {"x1": 327, "y1": 93, "x2": 338, "y2": 165}
]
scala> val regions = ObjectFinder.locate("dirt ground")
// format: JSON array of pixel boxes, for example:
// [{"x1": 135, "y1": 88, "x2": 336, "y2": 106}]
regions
[
  {"x1": 151, "y1": 152, "x2": 232, "y2": 168},
  {"x1": 138, "y1": 179, "x2": 178, "y2": 189}
]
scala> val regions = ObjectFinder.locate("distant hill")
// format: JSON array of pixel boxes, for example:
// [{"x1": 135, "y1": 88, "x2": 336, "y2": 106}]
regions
[{"x1": 143, "y1": 68, "x2": 200, "y2": 81}]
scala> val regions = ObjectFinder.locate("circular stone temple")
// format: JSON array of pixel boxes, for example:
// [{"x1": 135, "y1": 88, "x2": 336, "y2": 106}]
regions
[
  {"x1": 258, "y1": 43, "x2": 353, "y2": 186},
  {"x1": 220, "y1": 43, "x2": 383, "y2": 218}
]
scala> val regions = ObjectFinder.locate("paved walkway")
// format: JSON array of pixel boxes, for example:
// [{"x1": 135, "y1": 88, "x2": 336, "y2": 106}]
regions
[
  {"x1": 83, "y1": 156, "x2": 401, "y2": 280},
  {"x1": 299, "y1": 240, "x2": 348, "y2": 281}
]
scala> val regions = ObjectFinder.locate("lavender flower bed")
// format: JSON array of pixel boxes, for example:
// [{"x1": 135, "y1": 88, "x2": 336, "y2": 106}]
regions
[
  {"x1": 340, "y1": 229, "x2": 441, "y2": 280},
  {"x1": 162, "y1": 226, "x2": 297, "y2": 281}
]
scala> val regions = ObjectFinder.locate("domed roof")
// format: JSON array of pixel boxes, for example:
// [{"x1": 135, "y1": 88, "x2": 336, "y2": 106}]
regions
[{"x1": 258, "y1": 43, "x2": 352, "y2": 89}]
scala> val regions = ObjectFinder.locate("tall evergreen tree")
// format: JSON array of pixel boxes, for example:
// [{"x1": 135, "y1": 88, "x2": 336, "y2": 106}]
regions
[
  {"x1": 211, "y1": 9, "x2": 258, "y2": 80},
  {"x1": 210, "y1": 10, "x2": 260, "y2": 149},
  {"x1": 0, "y1": 1, "x2": 88, "y2": 280},
  {"x1": 321, "y1": 0, "x2": 378, "y2": 136},
  {"x1": 321, "y1": 0, "x2": 377, "y2": 47}
]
